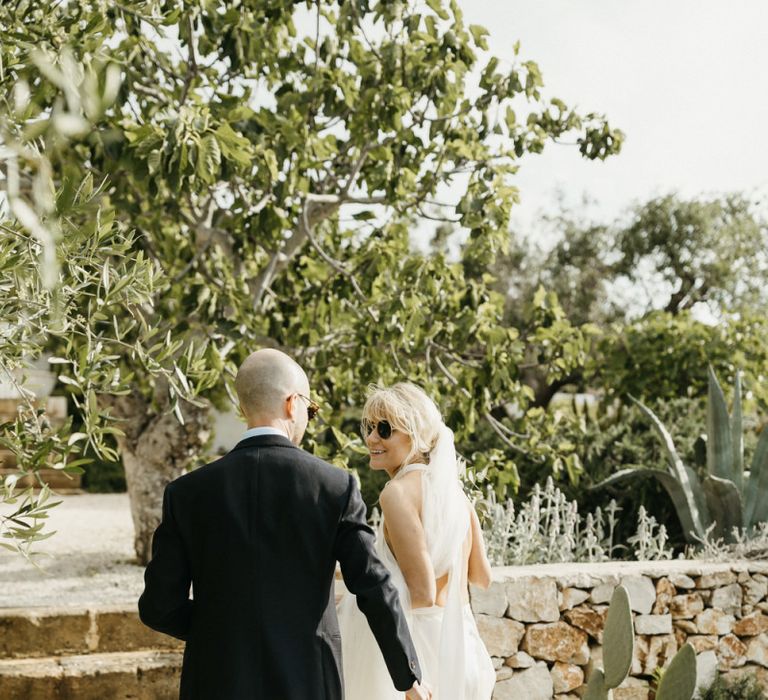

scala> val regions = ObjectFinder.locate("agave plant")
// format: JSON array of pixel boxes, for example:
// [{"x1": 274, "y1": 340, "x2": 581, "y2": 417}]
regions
[{"x1": 595, "y1": 367, "x2": 768, "y2": 543}]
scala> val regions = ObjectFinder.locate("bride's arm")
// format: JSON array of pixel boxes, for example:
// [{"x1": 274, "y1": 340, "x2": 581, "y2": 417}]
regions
[
  {"x1": 466, "y1": 499, "x2": 492, "y2": 589},
  {"x1": 380, "y1": 480, "x2": 436, "y2": 608}
]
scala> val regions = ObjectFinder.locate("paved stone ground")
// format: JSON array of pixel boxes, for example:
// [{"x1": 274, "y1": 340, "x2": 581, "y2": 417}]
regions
[{"x1": 0, "y1": 494, "x2": 144, "y2": 609}]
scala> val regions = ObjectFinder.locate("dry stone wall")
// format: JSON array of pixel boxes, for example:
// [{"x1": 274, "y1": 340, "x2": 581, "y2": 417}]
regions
[{"x1": 471, "y1": 560, "x2": 768, "y2": 700}]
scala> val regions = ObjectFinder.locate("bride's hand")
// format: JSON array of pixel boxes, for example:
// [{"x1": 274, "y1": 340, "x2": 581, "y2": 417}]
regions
[{"x1": 405, "y1": 680, "x2": 432, "y2": 700}]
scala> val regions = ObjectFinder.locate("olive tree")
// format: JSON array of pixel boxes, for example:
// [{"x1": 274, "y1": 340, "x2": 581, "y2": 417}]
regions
[{"x1": 1, "y1": 0, "x2": 622, "y2": 562}]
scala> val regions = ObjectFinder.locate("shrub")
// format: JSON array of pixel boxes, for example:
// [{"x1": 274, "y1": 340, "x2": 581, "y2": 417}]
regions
[
  {"x1": 698, "y1": 673, "x2": 765, "y2": 700},
  {"x1": 479, "y1": 476, "x2": 673, "y2": 565}
]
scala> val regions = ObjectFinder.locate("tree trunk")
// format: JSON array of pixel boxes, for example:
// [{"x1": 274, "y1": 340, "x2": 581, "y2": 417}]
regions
[{"x1": 105, "y1": 391, "x2": 211, "y2": 564}]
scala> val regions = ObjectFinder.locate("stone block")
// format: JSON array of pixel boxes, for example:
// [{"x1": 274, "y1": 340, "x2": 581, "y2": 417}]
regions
[
  {"x1": 669, "y1": 574, "x2": 696, "y2": 589},
  {"x1": 711, "y1": 583, "x2": 743, "y2": 616},
  {"x1": 746, "y1": 633, "x2": 768, "y2": 668},
  {"x1": 717, "y1": 633, "x2": 748, "y2": 670},
  {"x1": 504, "y1": 651, "x2": 535, "y2": 669},
  {"x1": 733, "y1": 612, "x2": 768, "y2": 637},
  {"x1": 589, "y1": 582, "x2": 615, "y2": 604},
  {"x1": 522, "y1": 622, "x2": 589, "y2": 665},
  {"x1": 673, "y1": 619, "x2": 698, "y2": 635},
  {"x1": 743, "y1": 576, "x2": 768, "y2": 606},
  {"x1": 550, "y1": 661, "x2": 583, "y2": 693},
  {"x1": 694, "y1": 650, "x2": 718, "y2": 697},
  {"x1": 505, "y1": 577, "x2": 559, "y2": 622},
  {"x1": 640, "y1": 633, "x2": 678, "y2": 675},
  {"x1": 697, "y1": 571, "x2": 737, "y2": 588},
  {"x1": 471, "y1": 581, "x2": 508, "y2": 617},
  {"x1": 563, "y1": 605, "x2": 606, "y2": 643},
  {"x1": 652, "y1": 577, "x2": 676, "y2": 614},
  {"x1": 559, "y1": 587, "x2": 590, "y2": 611},
  {"x1": 493, "y1": 662, "x2": 553, "y2": 700},
  {"x1": 620, "y1": 575, "x2": 656, "y2": 614},
  {"x1": 495, "y1": 667, "x2": 513, "y2": 682},
  {"x1": 670, "y1": 593, "x2": 704, "y2": 619},
  {"x1": 695, "y1": 608, "x2": 734, "y2": 635},
  {"x1": 476, "y1": 615, "x2": 525, "y2": 657},
  {"x1": 634, "y1": 614, "x2": 672, "y2": 636},
  {"x1": 614, "y1": 676, "x2": 651, "y2": 700},
  {"x1": 686, "y1": 635, "x2": 718, "y2": 653}
]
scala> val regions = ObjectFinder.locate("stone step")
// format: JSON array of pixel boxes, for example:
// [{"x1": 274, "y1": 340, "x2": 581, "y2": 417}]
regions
[
  {"x1": 0, "y1": 468, "x2": 82, "y2": 491},
  {"x1": 0, "y1": 450, "x2": 18, "y2": 469},
  {"x1": 0, "y1": 396, "x2": 67, "y2": 424},
  {"x1": 0, "y1": 649, "x2": 181, "y2": 700},
  {"x1": 0, "y1": 607, "x2": 182, "y2": 660}
]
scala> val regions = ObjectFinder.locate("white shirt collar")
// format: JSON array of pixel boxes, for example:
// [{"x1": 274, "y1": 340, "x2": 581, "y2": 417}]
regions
[{"x1": 239, "y1": 426, "x2": 290, "y2": 444}]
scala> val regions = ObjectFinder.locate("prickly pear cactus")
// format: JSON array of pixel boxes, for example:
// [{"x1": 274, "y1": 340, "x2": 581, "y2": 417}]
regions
[
  {"x1": 602, "y1": 585, "x2": 634, "y2": 688},
  {"x1": 655, "y1": 642, "x2": 697, "y2": 700},
  {"x1": 582, "y1": 668, "x2": 609, "y2": 700},
  {"x1": 581, "y1": 585, "x2": 634, "y2": 700}
]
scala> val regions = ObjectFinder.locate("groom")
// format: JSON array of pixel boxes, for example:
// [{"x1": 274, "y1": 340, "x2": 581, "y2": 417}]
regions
[{"x1": 139, "y1": 349, "x2": 430, "y2": 699}]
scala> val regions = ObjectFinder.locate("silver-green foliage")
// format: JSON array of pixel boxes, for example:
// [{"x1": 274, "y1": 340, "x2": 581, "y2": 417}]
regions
[
  {"x1": 0, "y1": 44, "x2": 216, "y2": 555},
  {"x1": 480, "y1": 477, "x2": 673, "y2": 565},
  {"x1": 688, "y1": 521, "x2": 768, "y2": 562},
  {"x1": 596, "y1": 367, "x2": 768, "y2": 542}
]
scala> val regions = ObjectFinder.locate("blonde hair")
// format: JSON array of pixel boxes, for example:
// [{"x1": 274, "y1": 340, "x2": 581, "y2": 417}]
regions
[{"x1": 361, "y1": 383, "x2": 443, "y2": 465}]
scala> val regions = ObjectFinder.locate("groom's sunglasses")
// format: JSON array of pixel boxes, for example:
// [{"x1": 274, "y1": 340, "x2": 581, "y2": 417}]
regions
[
  {"x1": 296, "y1": 394, "x2": 320, "y2": 420},
  {"x1": 363, "y1": 420, "x2": 393, "y2": 440}
]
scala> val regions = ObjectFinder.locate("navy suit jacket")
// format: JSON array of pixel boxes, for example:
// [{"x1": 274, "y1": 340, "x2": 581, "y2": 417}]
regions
[{"x1": 139, "y1": 434, "x2": 421, "y2": 699}]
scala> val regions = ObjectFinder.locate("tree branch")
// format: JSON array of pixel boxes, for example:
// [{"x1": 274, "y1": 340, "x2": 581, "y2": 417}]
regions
[{"x1": 179, "y1": 13, "x2": 199, "y2": 106}]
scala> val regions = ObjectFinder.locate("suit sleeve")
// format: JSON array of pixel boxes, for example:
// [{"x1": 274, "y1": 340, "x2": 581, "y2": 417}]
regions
[
  {"x1": 333, "y1": 474, "x2": 422, "y2": 691},
  {"x1": 138, "y1": 483, "x2": 193, "y2": 640}
]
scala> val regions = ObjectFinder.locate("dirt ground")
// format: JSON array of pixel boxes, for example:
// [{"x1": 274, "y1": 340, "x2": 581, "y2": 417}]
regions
[{"x1": 0, "y1": 493, "x2": 145, "y2": 609}]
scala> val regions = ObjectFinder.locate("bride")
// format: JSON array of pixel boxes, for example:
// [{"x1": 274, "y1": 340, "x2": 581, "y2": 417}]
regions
[{"x1": 337, "y1": 383, "x2": 496, "y2": 700}]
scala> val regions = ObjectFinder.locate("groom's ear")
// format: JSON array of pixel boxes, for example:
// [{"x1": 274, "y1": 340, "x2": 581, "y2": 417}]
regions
[{"x1": 284, "y1": 394, "x2": 296, "y2": 420}]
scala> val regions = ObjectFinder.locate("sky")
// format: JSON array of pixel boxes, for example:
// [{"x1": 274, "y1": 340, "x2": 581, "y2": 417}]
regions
[{"x1": 459, "y1": 0, "x2": 768, "y2": 231}]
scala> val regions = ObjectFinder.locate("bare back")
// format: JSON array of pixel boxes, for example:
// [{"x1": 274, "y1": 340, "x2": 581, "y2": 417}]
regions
[{"x1": 380, "y1": 469, "x2": 491, "y2": 608}]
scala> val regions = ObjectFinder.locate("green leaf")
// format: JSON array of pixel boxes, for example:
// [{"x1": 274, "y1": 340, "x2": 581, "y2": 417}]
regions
[
  {"x1": 425, "y1": 0, "x2": 450, "y2": 20},
  {"x1": 629, "y1": 396, "x2": 708, "y2": 539},
  {"x1": 469, "y1": 24, "x2": 489, "y2": 50},
  {"x1": 701, "y1": 475, "x2": 743, "y2": 540},
  {"x1": 592, "y1": 468, "x2": 708, "y2": 543},
  {"x1": 731, "y1": 371, "x2": 744, "y2": 492},
  {"x1": 707, "y1": 365, "x2": 734, "y2": 483},
  {"x1": 745, "y1": 427, "x2": 768, "y2": 528},
  {"x1": 197, "y1": 134, "x2": 221, "y2": 184}
]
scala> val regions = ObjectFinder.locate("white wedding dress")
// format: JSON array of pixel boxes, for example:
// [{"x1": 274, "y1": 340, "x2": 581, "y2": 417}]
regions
[{"x1": 336, "y1": 426, "x2": 495, "y2": 700}]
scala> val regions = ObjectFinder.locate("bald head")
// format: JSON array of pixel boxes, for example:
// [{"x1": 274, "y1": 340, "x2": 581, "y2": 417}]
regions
[{"x1": 235, "y1": 349, "x2": 309, "y2": 423}]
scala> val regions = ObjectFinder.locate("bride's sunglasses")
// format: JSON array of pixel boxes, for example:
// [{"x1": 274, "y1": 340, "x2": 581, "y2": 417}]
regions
[{"x1": 362, "y1": 420, "x2": 393, "y2": 440}]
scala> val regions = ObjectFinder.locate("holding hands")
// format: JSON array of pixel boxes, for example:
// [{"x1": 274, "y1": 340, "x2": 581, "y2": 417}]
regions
[{"x1": 406, "y1": 680, "x2": 432, "y2": 700}]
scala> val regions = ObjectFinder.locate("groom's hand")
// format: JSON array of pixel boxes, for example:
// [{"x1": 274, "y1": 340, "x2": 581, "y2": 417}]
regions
[{"x1": 405, "y1": 680, "x2": 432, "y2": 700}]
